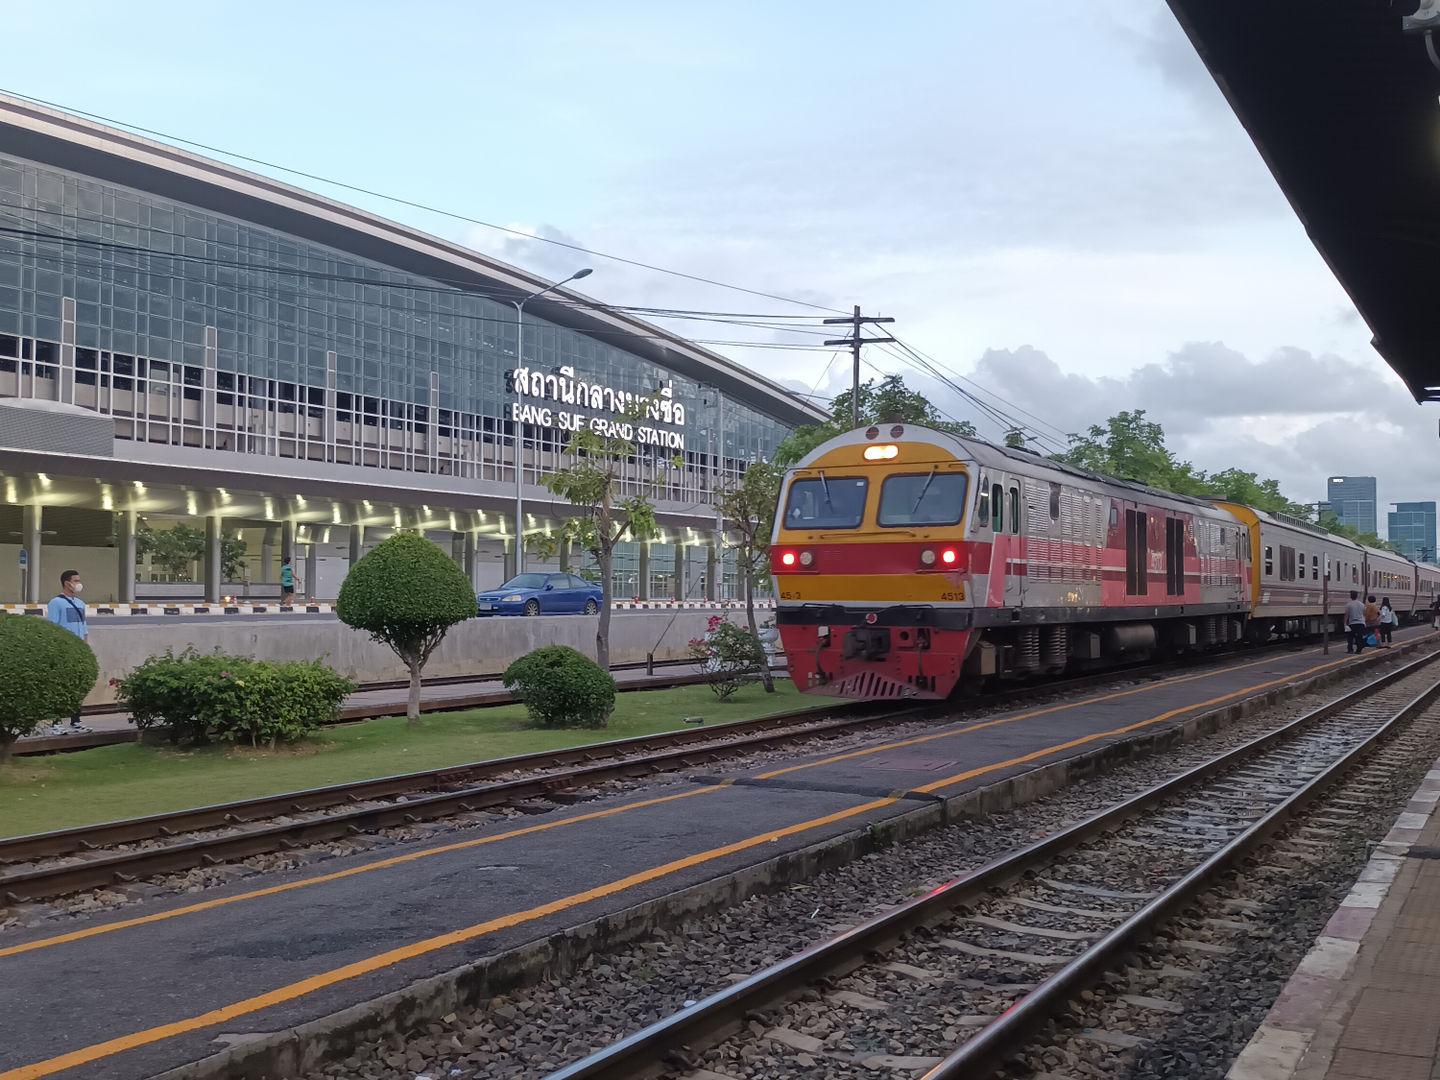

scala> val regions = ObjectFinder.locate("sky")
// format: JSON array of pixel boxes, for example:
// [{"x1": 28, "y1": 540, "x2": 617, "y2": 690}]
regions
[{"x1": 2, "y1": 0, "x2": 1432, "y2": 530}]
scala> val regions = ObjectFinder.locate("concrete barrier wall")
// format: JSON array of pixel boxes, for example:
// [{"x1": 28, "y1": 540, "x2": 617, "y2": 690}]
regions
[{"x1": 84, "y1": 609, "x2": 741, "y2": 705}]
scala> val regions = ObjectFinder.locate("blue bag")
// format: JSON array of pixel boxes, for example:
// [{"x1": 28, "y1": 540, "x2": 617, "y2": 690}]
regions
[{"x1": 1366, "y1": 633, "x2": 1378, "y2": 647}]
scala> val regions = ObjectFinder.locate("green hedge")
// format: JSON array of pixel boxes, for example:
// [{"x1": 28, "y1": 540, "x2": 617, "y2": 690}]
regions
[
  {"x1": 117, "y1": 648, "x2": 355, "y2": 747},
  {"x1": 0, "y1": 614, "x2": 98, "y2": 757},
  {"x1": 503, "y1": 645, "x2": 616, "y2": 729}
]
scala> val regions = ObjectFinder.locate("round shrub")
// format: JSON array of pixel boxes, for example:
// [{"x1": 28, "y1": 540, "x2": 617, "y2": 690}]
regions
[
  {"x1": 0, "y1": 614, "x2": 98, "y2": 759},
  {"x1": 337, "y1": 533, "x2": 476, "y2": 723},
  {"x1": 503, "y1": 645, "x2": 616, "y2": 729}
]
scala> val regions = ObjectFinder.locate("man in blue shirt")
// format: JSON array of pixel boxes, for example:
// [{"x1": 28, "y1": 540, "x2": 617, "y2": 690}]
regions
[
  {"x1": 280, "y1": 556, "x2": 297, "y2": 606},
  {"x1": 45, "y1": 569, "x2": 91, "y2": 733}
]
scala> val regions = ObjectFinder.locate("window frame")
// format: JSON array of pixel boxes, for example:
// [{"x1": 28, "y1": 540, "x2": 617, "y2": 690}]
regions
[
  {"x1": 781, "y1": 475, "x2": 870, "y2": 531},
  {"x1": 876, "y1": 471, "x2": 968, "y2": 528}
]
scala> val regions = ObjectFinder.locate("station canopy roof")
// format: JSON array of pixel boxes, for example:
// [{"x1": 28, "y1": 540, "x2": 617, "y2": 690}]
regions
[{"x1": 1167, "y1": 0, "x2": 1440, "y2": 401}]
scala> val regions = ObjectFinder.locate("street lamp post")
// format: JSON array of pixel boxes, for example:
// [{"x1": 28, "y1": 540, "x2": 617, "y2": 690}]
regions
[{"x1": 511, "y1": 267, "x2": 593, "y2": 575}]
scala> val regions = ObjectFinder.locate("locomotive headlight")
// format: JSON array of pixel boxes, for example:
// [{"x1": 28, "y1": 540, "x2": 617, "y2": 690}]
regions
[
  {"x1": 798, "y1": 550, "x2": 814, "y2": 567},
  {"x1": 780, "y1": 551, "x2": 797, "y2": 567},
  {"x1": 920, "y1": 549, "x2": 937, "y2": 566},
  {"x1": 863, "y1": 444, "x2": 899, "y2": 460}
]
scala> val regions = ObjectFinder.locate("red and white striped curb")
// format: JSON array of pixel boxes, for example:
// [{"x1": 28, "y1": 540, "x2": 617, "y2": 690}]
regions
[
  {"x1": 609, "y1": 600, "x2": 776, "y2": 611},
  {"x1": 1225, "y1": 756, "x2": 1440, "y2": 1080},
  {"x1": 1, "y1": 602, "x2": 334, "y2": 616},
  {"x1": 2, "y1": 600, "x2": 767, "y2": 616}
]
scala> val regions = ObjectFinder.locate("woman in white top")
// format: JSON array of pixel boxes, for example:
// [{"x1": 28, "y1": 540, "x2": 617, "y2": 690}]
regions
[{"x1": 1379, "y1": 597, "x2": 1395, "y2": 646}]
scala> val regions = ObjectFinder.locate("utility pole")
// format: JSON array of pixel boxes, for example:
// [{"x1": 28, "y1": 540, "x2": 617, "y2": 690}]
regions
[{"x1": 823, "y1": 306, "x2": 895, "y2": 428}]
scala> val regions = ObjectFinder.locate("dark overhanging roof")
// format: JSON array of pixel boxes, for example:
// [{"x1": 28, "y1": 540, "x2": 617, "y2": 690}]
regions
[
  {"x1": 1166, "y1": 0, "x2": 1440, "y2": 402},
  {"x1": 0, "y1": 93, "x2": 828, "y2": 427}
]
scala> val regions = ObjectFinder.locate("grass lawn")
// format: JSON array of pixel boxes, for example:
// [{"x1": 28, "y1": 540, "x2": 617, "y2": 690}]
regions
[{"x1": 0, "y1": 682, "x2": 817, "y2": 839}]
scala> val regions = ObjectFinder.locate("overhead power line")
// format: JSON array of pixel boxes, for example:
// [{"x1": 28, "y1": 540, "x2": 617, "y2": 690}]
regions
[{"x1": 0, "y1": 89, "x2": 849, "y2": 315}]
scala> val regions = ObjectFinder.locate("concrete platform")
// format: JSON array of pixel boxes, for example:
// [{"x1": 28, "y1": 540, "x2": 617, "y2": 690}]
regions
[
  {"x1": 0, "y1": 630, "x2": 1431, "y2": 1080},
  {"x1": 1229, "y1": 710, "x2": 1440, "y2": 1080}
]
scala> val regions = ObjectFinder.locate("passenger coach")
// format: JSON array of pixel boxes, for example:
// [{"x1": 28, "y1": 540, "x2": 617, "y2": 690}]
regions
[{"x1": 773, "y1": 425, "x2": 1437, "y2": 701}]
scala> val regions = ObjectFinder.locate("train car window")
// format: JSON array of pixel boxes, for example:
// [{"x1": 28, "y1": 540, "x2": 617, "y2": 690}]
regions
[
  {"x1": 1280, "y1": 546, "x2": 1295, "y2": 581},
  {"x1": 1109, "y1": 504, "x2": 1119, "y2": 528},
  {"x1": 1353, "y1": 566, "x2": 1359, "y2": 584},
  {"x1": 992, "y1": 483, "x2": 1004, "y2": 532},
  {"x1": 782, "y1": 476, "x2": 868, "y2": 530},
  {"x1": 1265, "y1": 546, "x2": 1273, "y2": 575},
  {"x1": 1298, "y1": 554, "x2": 1306, "y2": 580},
  {"x1": 1165, "y1": 518, "x2": 1184, "y2": 596},
  {"x1": 878, "y1": 472, "x2": 968, "y2": 527},
  {"x1": 1008, "y1": 488, "x2": 1021, "y2": 535},
  {"x1": 1049, "y1": 483, "x2": 1061, "y2": 520},
  {"x1": 975, "y1": 479, "x2": 990, "y2": 527},
  {"x1": 1312, "y1": 555, "x2": 1320, "y2": 580}
]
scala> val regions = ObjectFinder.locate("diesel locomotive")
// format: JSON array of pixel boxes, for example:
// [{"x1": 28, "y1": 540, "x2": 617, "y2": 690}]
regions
[{"x1": 771, "y1": 425, "x2": 1439, "y2": 700}]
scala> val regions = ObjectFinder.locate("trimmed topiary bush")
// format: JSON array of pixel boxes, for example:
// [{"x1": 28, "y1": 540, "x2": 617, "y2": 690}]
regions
[
  {"x1": 0, "y1": 613, "x2": 99, "y2": 761},
  {"x1": 116, "y1": 648, "x2": 355, "y2": 747},
  {"x1": 337, "y1": 533, "x2": 476, "y2": 725},
  {"x1": 503, "y1": 645, "x2": 616, "y2": 729}
]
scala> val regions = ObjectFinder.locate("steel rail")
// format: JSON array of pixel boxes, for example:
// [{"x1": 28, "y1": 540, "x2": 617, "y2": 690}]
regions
[{"x1": 542, "y1": 649, "x2": 1440, "y2": 1080}]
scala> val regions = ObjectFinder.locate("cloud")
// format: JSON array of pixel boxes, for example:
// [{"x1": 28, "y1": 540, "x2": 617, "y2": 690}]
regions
[{"x1": 931, "y1": 342, "x2": 1437, "y2": 518}]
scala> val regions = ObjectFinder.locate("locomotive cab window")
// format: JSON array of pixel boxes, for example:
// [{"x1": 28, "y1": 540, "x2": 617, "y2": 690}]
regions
[
  {"x1": 975, "y1": 481, "x2": 990, "y2": 527},
  {"x1": 783, "y1": 476, "x2": 868, "y2": 530},
  {"x1": 878, "y1": 472, "x2": 968, "y2": 527}
]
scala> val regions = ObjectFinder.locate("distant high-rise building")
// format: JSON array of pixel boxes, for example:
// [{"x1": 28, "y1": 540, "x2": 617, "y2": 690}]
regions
[
  {"x1": 1389, "y1": 501, "x2": 1438, "y2": 562},
  {"x1": 1327, "y1": 476, "x2": 1378, "y2": 535}
]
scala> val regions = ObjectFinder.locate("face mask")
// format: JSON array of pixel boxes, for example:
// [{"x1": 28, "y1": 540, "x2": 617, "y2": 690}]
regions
[{"x1": 71, "y1": 582, "x2": 84, "y2": 594}]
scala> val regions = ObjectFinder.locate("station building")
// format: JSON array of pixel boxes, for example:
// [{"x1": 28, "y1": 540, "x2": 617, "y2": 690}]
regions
[{"x1": 0, "y1": 93, "x2": 824, "y2": 603}]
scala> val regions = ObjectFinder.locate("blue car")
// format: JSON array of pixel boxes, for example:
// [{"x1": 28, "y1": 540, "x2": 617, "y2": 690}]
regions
[{"x1": 476, "y1": 572, "x2": 603, "y2": 616}]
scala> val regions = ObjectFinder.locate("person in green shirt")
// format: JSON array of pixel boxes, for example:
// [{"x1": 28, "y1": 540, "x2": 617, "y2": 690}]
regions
[{"x1": 280, "y1": 556, "x2": 298, "y2": 605}]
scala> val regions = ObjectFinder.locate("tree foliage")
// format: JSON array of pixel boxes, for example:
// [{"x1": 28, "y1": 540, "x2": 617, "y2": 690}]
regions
[
  {"x1": 1056, "y1": 409, "x2": 1393, "y2": 548},
  {"x1": 774, "y1": 375, "x2": 978, "y2": 466},
  {"x1": 336, "y1": 533, "x2": 476, "y2": 724},
  {"x1": 536, "y1": 405, "x2": 669, "y2": 670},
  {"x1": 0, "y1": 614, "x2": 98, "y2": 761},
  {"x1": 715, "y1": 461, "x2": 781, "y2": 692},
  {"x1": 136, "y1": 523, "x2": 248, "y2": 580}
]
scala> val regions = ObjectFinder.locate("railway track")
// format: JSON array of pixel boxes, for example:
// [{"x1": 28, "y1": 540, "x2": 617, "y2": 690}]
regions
[
  {"x1": 539, "y1": 648, "x2": 1440, "y2": 1080},
  {"x1": 0, "y1": 638, "x2": 1421, "y2": 907}
]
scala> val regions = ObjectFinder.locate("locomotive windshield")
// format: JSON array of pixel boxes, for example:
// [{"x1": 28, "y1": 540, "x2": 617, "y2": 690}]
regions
[
  {"x1": 784, "y1": 475, "x2": 868, "y2": 529},
  {"x1": 878, "y1": 472, "x2": 968, "y2": 526}
]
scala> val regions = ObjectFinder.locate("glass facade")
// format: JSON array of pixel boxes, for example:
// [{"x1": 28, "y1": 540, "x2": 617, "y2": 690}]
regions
[
  {"x1": 0, "y1": 154, "x2": 790, "y2": 500},
  {"x1": 0, "y1": 152, "x2": 800, "y2": 599},
  {"x1": 1326, "y1": 476, "x2": 1377, "y2": 536},
  {"x1": 1388, "y1": 501, "x2": 1437, "y2": 562}
]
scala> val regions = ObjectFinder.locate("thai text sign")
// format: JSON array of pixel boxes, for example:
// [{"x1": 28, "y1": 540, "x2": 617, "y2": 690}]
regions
[{"x1": 507, "y1": 365, "x2": 686, "y2": 450}]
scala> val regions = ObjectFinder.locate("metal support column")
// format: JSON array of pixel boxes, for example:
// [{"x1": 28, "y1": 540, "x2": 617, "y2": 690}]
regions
[
  {"x1": 281, "y1": 521, "x2": 296, "y2": 567},
  {"x1": 637, "y1": 544, "x2": 651, "y2": 601},
  {"x1": 503, "y1": 536, "x2": 517, "y2": 581},
  {"x1": 348, "y1": 523, "x2": 365, "y2": 567},
  {"x1": 305, "y1": 539, "x2": 318, "y2": 603},
  {"x1": 261, "y1": 525, "x2": 278, "y2": 583},
  {"x1": 21, "y1": 504, "x2": 41, "y2": 604},
  {"x1": 674, "y1": 544, "x2": 686, "y2": 601},
  {"x1": 705, "y1": 543, "x2": 718, "y2": 602},
  {"x1": 203, "y1": 515, "x2": 223, "y2": 604},
  {"x1": 117, "y1": 510, "x2": 137, "y2": 604},
  {"x1": 463, "y1": 530, "x2": 477, "y2": 588}
]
